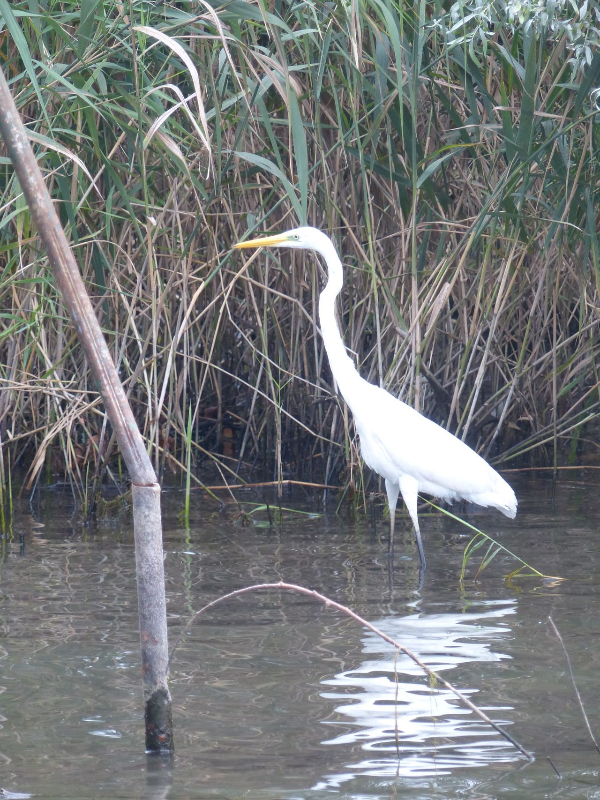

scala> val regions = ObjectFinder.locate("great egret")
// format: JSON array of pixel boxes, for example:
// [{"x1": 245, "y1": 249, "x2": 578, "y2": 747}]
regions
[{"x1": 234, "y1": 227, "x2": 517, "y2": 569}]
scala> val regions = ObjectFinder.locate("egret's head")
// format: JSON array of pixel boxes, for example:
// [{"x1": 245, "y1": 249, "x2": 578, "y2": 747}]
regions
[{"x1": 234, "y1": 226, "x2": 333, "y2": 254}]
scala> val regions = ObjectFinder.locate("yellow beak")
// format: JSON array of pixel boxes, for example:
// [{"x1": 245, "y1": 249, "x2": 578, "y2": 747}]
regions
[{"x1": 233, "y1": 232, "x2": 290, "y2": 249}]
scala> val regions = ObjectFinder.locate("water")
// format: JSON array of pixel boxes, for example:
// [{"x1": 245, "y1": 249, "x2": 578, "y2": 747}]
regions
[{"x1": 1, "y1": 473, "x2": 599, "y2": 799}]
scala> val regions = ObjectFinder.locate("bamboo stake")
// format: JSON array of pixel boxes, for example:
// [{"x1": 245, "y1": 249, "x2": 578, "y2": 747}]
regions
[{"x1": 0, "y1": 67, "x2": 173, "y2": 753}]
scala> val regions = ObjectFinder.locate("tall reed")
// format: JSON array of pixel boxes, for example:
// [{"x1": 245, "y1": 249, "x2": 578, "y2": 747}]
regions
[{"x1": 0, "y1": 0, "x2": 598, "y2": 499}]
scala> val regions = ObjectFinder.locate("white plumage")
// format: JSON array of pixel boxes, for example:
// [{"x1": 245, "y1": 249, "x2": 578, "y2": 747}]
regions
[{"x1": 235, "y1": 226, "x2": 517, "y2": 570}]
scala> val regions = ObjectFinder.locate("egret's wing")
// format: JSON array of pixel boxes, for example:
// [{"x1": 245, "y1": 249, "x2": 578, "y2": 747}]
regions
[{"x1": 361, "y1": 386, "x2": 510, "y2": 502}]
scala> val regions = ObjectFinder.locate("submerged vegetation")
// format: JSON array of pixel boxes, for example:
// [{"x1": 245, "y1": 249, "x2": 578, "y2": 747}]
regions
[{"x1": 0, "y1": 0, "x2": 599, "y2": 505}]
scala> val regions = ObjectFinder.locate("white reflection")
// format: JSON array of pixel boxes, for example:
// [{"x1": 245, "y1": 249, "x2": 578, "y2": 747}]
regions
[{"x1": 317, "y1": 599, "x2": 518, "y2": 784}]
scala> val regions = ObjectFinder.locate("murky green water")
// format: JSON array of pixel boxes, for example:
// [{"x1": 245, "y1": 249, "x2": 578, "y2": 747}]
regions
[{"x1": 0, "y1": 473, "x2": 599, "y2": 799}]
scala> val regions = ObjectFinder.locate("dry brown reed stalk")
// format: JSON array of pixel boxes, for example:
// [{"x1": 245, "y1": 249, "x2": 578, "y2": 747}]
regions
[{"x1": 0, "y1": 1, "x2": 599, "y2": 506}]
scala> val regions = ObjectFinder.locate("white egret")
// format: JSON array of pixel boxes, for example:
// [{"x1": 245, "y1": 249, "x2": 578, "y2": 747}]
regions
[{"x1": 234, "y1": 227, "x2": 517, "y2": 570}]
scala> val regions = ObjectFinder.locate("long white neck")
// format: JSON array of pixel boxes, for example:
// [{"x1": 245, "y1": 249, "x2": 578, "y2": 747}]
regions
[{"x1": 315, "y1": 239, "x2": 364, "y2": 411}]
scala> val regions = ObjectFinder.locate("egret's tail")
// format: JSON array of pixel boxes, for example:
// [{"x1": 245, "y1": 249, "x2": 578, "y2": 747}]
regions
[
  {"x1": 470, "y1": 479, "x2": 517, "y2": 519},
  {"x1": 496, "y1": 498, "x2": 517, "y2": 519},
  {"x1": 464, "y1": 470, "x2": 517, "y2": 519}
]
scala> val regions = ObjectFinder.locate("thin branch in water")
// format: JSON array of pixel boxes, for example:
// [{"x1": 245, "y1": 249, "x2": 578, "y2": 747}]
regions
[
  {"x1": 423, "y1": 499, "x2": 552, "y2": 580},
  {"x1": 547, "y1": 756, "x2": 562, "y2": 779},
  {"x1": 169, "y1": 580, "x2": 533, "y2": 760},
  {"x1": 548, "y1": 616, "x2": 600, "y2": 757}
]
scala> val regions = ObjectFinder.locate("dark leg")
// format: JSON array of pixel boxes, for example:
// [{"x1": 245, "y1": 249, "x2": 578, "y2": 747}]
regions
[{"x1": 398, "y1": 475, "x2": 427, "y2": 573}]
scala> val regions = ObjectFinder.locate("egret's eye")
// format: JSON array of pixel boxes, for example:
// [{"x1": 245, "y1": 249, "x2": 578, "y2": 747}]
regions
[{"x1": 292, "y1": 234, "x2": 300, "y2": 240}]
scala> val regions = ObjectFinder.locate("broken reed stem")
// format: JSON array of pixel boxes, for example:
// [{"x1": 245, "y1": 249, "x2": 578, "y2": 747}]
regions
[{"x1": 168, "y1": 580, "x2": 533, "y2": 761}]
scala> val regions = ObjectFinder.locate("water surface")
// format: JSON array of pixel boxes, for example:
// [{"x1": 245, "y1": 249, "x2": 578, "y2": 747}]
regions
[{"x1": 0, "y1": 473, "x2": 599, "y2": 799}]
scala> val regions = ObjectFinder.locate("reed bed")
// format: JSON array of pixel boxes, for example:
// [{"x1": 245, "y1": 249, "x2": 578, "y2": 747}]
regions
[{"x1": 0, "y1": 0, "x2": 599, "y2": 506}]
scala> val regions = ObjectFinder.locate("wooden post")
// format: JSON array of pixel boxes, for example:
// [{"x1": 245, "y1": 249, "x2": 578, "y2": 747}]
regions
[{"x1": 0, "y1": 67, "x2": 173, "y2": 753}]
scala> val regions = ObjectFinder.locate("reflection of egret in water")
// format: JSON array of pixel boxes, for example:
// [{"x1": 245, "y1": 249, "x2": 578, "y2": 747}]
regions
[{"x1": 317, "y1": 600, "x2": 518, "y2": 784}]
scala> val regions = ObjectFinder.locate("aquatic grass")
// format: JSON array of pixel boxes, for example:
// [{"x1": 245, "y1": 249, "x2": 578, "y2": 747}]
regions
[
  {"x1": 0, "y1": 0, "x2": 599, "y2": 510},
  {"x1": 425, "y1": 499, "x2": 552, "y2": 580},
  {"x1": 182, "y1": 402, "x2": 193, "y2": 527},
  {"x1": 0, "y1": 434, "x2": 6, "y2": 533},
  {"x1": 234, "y1": 502, "x2": 321, "y2": 527}
]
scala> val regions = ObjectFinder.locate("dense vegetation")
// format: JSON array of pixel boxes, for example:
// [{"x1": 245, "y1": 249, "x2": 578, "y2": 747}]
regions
[{"x1": 0, "y1": 0, "x2": 599, "y2": 504}]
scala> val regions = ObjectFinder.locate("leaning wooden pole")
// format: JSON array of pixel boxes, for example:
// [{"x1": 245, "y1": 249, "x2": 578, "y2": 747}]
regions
[{"x1": 0, "y1": 67, "x2": 173, "y2": 752}]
